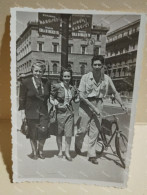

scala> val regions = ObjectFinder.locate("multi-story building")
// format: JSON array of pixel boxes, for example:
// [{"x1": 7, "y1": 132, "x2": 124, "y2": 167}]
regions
[
  {"x1": 16, "y1": 21, "x2": 109, "y2": 84},
  {"x1": 105, "y1": 19, "x2": 140, "y2": 95}
]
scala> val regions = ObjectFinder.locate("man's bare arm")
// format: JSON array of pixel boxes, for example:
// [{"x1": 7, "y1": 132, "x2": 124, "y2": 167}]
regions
[
  {"x1": 79, "y1": 92, "x2": 101, "y2": 115},
  {"x1": 108, "y1": 77, "x2": 126, "y2": 110}
]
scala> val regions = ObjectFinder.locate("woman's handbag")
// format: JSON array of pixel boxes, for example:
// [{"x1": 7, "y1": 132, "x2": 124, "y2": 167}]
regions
[
  {"x1": 21, "y1": 118, "x2": 29, "y2": 136},
  {"x1": 48, "y1": 105, "x2": 57, "y2": 124},
  {"x1": 48, "y1": 105, "x2": 58, "y2": 135}
]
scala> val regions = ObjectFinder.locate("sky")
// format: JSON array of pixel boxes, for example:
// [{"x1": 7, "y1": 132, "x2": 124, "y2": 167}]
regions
[{"x1": 16, "y1": 11, "x2": 140, "y2": 39}]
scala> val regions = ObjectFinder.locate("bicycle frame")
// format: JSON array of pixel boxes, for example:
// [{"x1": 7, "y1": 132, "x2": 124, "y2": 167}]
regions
[
  {"x1": 96, "y1": 111, "x2": 128, "y2": 168},
  {"x1": 98, "y1": 112, "x2": 125, "y2": 149}
]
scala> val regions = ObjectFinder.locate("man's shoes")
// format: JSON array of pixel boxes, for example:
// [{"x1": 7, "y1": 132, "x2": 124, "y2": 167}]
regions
[
  {"x1": 75, "y1": 146, "x2": 82, "y2": 155},
  {"x1": 88, "y1": 157, "x2": 98, "y2": 164}
]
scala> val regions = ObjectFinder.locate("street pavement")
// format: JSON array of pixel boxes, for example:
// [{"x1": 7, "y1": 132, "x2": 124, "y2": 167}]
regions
[{"x1": 16, "y1": 103, "x2": 130, "y2": 184}]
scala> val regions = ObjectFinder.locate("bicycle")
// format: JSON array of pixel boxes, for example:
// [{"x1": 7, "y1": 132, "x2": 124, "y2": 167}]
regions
[{"x1": 96, "y1": 112, "x2": 128, "y2": 169}]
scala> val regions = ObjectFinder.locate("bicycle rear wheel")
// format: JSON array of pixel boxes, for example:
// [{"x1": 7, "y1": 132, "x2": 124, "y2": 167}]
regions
[{"x1": 115, "y1": 132, "x2": 128, "y2": 168}]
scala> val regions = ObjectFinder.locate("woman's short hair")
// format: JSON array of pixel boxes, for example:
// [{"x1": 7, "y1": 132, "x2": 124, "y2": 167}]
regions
[
  {"x1": 60, "y1": 67, "x2": 73, "y2": 85},
  {"x1": 31, "y1": 61, "x2": 46, "y2": 73},
  {"x1": 91, "y1": 55, "x2": 105, "y2": 66}
]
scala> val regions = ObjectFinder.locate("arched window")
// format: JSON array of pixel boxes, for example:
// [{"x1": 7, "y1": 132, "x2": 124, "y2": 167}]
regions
[
  {"x1": 113, "y1": 69, "x2": 116, "y2": 78},
  {"x1": 108, "y1": 70, "x2": 111, "y2": 76},
  {"x1": 93, "y1": 46, "x2": 99, "y2": 56},
  {"x1": 80, "y1": 64, "x2": 85, "y2": 75},
  {"x1": 123, "y1": 67, "x2": 129, "y2": 76},
  {"x1": 118, "y1": 68, "x2": 121, "y2": 77},
  {"x1": 53, "y1": 63, "x2": 57, "y2": 73},
  {"x1": 67, "y1": 64, "x2": 72, "y2": 70}
]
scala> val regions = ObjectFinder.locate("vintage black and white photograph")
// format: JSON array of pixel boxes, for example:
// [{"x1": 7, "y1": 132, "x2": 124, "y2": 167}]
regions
[{"x1": 10, "y1": 8, "x2": 145, "y2": 186}]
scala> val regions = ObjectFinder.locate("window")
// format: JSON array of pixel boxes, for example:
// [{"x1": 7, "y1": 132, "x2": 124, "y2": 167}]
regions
[
  {"x1": 53, "y1": 45, "x2": 57, "y2": 53},
  {"x1": 26, "y1": 44, "x2": 29, "y2": 53},
  {"x1": 120, "y1": 49, "x2": 123, "y2": 54},
  {"x1": 109, "y1": 38, "x2": 112, "y2": 42},
  {"x1": 53, "y1": 63, "x2": 57, "y2": 73},
  {"x1": 52, "y1": 43, "x2": 58, "y2": 53},
  {"x1": 80, "y1": 64, "x2": 86, "y2": 75},
  {"x1": 29, "y1": 60, "x2": 31, "y2": 71},
  {"x1": 115, "y1": 50, "x2": 118, "y2": 55},
  {"x1": 124, "y1": 31, "x2": 127, "y2": 36},
  {"x1": 104, "y1": 70, "x2": 107, "y2": 74},
  {"x1": 118, "y1": 68, "x2": 121, "y2": 77},
  {"x1": 114, "y1": 36, "x2": 117, "y2": 41},
  {"x1": 97, "y1": 34, "x2": 101, "y2": 41},
  {"x1": 123, "y1": 48, "x2": 128, "y2": 53},
  {"x1": 123, "y1": 67, "x2": 128, "y2": 76},
  {"x1": 118, "y1": 34, "x2": 122, "y2": 39},
  {"x1": 68, "y1": 64, "x2": 72, "y2": 70},
  {"x1": 29, "y1": 41, "x2": 31, "y2": 52},
  {"x1": 68, "y1": 45, "x2": 72, "y2": 54},
  {"x1": 132, "y1": 28, "x2": 136, "y2": 33},
  {"x1": 108, "y1": 70, "x2": 111, "y2": 76},
  {"x1": 93, "y1": 46, "x2": 99, "y2": 56},
  {"x1": 24, "y1": 46, "x2": 27, "y2": 55},
  {"x1": 22, "y1": 48, "x2": 25, "y2": 57},
  {"x1": 113, "y1": 69, "x2": 116, "y2": 77},
  {"x1": 37, "y1": 42, "x2": 44, "y2": 51},
  {"x1": 81, "y1": 45, "x2": 86, "y2": 54},
  {"x1": 129, "y1": 29, "x2": 132, "y2": 35}
]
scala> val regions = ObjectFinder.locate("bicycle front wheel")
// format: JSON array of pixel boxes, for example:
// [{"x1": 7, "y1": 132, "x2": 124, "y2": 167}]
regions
[
  {"x1": 96, "y1": 133, "x2": 105, "y2": 155},
  {"x1": 115, "y1": 132, "x2": 128, "y2": 169}
]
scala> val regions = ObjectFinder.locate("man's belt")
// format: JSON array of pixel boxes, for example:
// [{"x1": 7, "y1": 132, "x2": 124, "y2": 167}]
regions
[{"x1": 87, "y1": 97, "x2": 103, "y2": 102}]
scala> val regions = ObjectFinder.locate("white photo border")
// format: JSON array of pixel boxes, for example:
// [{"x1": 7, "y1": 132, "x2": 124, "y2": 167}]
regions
[{"x1": 10, "y1": 7, "x2": 146, "y2": 187}]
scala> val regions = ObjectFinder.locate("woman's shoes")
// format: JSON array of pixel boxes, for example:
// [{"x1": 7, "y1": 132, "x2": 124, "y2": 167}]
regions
[
  {"x1": 32, "y1": 154, "x2": 38, "y2": 160},
  {"x1": 57, "y1": 153, "x2": 72, "y2": 161},
  {"x1": 65, "y1": 154, "x2": 72, "y2": 161},
  {"x1": 38, "y1": 151, "x2": 45, "y2": 159},
  {"x1": 57, "y1": 154, "x2": 63, "y2": 158},
  {"x1": 29, "y1": 153, "x2": 38, "y2": 160},
  {"x1": 29, "y1": 150, "x2": 45, "y2": 160}
]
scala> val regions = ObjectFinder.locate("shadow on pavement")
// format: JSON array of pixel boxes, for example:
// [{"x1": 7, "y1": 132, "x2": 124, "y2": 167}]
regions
[
  {"x1": 41, "y1": 150, "x2": 82, "y2": 159},
  {"x1": 98, "y1": 151, "x2": 124, "y2": 168}
]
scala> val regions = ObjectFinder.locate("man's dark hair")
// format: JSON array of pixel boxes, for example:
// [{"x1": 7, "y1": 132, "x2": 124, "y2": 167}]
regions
[{"x1": 91, "y1": 55, "x2": 105, "y2": 66}]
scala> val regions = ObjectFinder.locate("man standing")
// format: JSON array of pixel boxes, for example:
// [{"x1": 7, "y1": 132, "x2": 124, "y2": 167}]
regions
[{"x1": 75, "y1": 55, "x2": 126, "y2": 164}]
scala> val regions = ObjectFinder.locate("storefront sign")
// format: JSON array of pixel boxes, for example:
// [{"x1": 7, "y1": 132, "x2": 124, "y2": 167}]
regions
[
  {"x1": 38, "y1": 13, "x2": 61, "y2": 35},
  {"x1": 71, "y1": 15, "x2": 92, "y2": 38}
]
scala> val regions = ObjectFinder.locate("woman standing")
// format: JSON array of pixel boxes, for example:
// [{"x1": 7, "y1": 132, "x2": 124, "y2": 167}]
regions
[
  {"x1": 50, "y1": 68, "x2": 79, "y2": 161},
  {"x1": 19, "y1": 61, "x2": 51, "y2": 160}
]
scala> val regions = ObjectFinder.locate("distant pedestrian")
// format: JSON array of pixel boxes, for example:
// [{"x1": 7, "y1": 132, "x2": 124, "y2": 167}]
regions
[{"x1": 111, "y1": 94, "x2": 116, "y2": 104}]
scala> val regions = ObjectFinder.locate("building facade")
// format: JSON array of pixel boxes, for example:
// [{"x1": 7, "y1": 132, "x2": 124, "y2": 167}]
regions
[
  {"x1": 105, "y1": 19, "x2": 140, "y2": 95},
  {"x1": 16, "y1": 21, "x2": 109, "y2": 85}
]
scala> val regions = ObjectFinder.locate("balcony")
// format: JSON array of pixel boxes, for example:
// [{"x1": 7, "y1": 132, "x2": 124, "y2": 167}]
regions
[
  {"x1": 106, "y1": 28, "x2": 139, "y2": 45},
  {"x1": 105, "y1": 49, "x2": 137, "y2": 63}
]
